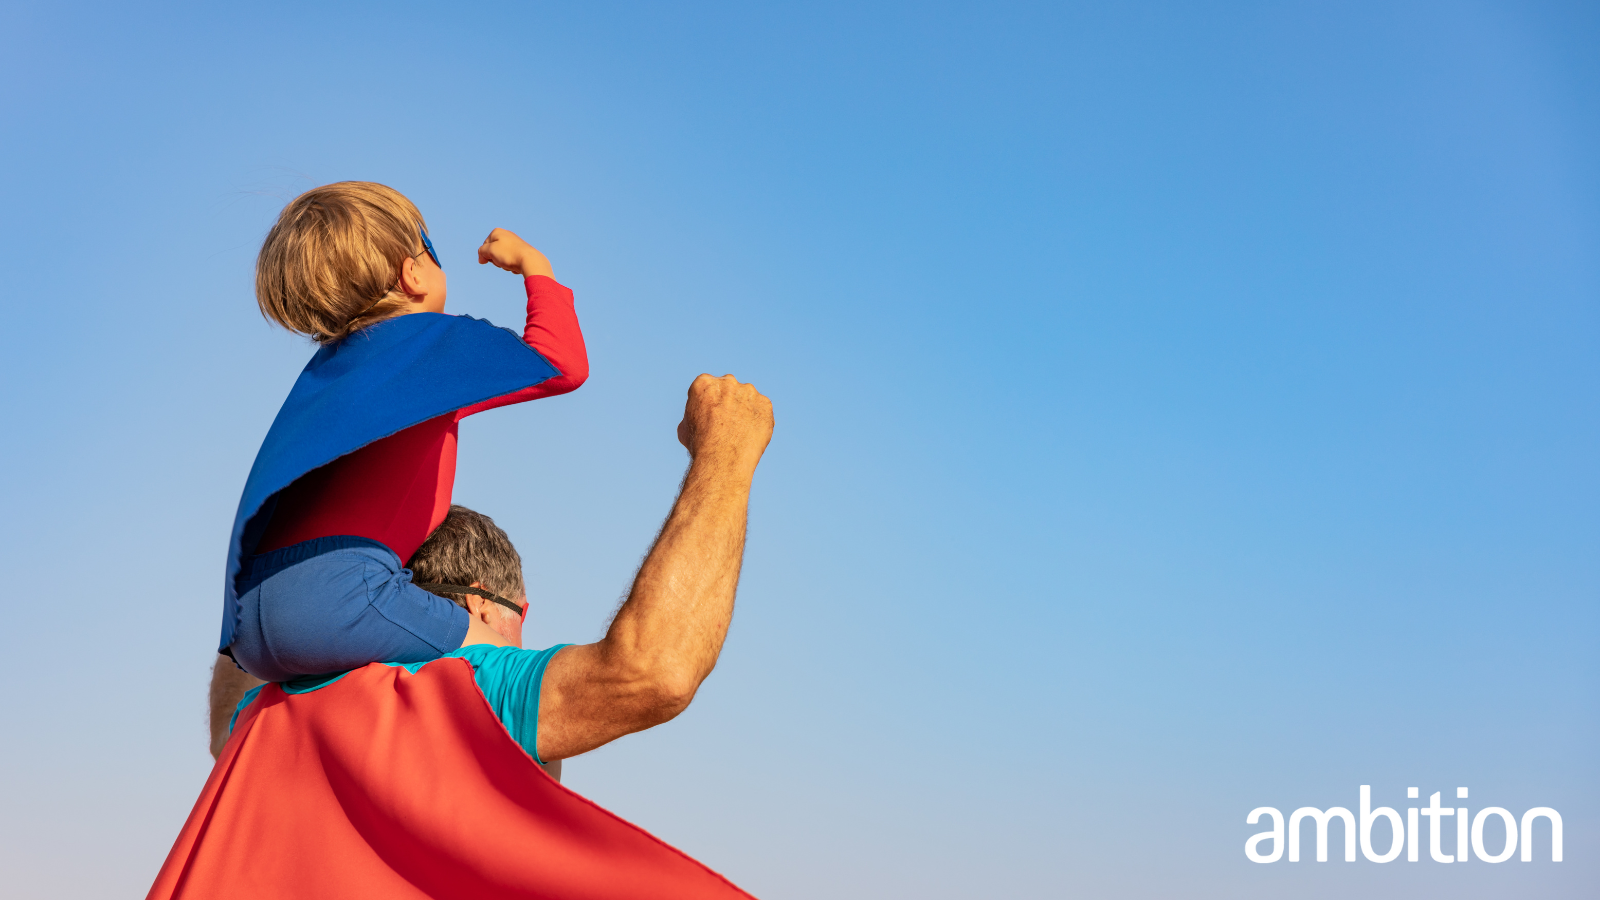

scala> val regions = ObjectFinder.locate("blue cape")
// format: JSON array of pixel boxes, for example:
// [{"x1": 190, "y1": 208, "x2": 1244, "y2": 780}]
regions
[{"x1": 220, "y1": 313, "x2": 559, "y2": 651}]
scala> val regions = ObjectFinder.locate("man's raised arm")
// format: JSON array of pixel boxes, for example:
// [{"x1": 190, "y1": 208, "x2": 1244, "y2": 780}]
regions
[{"x1": 536, "y1": 374, "x2": 774, "y2": 762}]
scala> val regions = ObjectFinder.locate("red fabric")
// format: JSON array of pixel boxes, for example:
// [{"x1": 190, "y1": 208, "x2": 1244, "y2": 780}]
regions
[
  {"x1": 257, "y1": 276, "x2": 588, "y2": 561},
  {"x1": 147, "y1": 660, "x2": 756, "y2": 900}
]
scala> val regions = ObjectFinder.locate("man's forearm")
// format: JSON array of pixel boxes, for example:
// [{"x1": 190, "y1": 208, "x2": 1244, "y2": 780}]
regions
[
  {"x1": 605, "y1": 452, "x2": 756, "y2": 697},
  {"x1": 209, "y1": 655, "x2": 265, "y2": 759}
]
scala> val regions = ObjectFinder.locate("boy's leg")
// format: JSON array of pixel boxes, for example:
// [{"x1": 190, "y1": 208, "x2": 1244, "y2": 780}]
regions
[{"x1": 233, "y1": 536, "x2": 470, "y2": 682}]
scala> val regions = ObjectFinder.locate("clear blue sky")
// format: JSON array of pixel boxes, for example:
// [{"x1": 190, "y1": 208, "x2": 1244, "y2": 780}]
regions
[{"x1": 1, "y1": 2, "x2": 1595, "y2": 897}]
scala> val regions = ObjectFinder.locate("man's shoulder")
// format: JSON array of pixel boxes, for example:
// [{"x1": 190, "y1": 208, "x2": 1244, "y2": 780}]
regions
[
  {"x1": 442, "y1": 643, "x2": 567, "y2": 686},
  {"x1": 250, "y1": 645, "x2": 567, "y2": 705},
  {"x1": 440, "y1": 644, "x2": 569, "y2": 764},
  {"x1": 442, "y1": 643, "x2": 529, "y2": 666}
]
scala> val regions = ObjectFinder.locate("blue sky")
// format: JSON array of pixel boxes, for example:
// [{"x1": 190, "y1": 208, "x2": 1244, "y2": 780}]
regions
[{"x1": 0, "y1": 1, "x2": 1595, "y2": 897}]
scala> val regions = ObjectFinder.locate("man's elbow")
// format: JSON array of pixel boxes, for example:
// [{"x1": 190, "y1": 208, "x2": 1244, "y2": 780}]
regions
[{"x1": 634, "y1": 671, "x2": 700, "y2": 727}]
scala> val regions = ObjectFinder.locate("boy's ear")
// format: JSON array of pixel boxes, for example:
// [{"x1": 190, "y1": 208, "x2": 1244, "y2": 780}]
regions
[{"x1": 396, "y1": 254, "x2": 424, "y2": 297}]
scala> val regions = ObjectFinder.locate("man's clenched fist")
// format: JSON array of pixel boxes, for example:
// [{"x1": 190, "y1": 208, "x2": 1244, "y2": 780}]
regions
[{"x1": 677, "y1": 374, "x2": 774, "y2": 470}]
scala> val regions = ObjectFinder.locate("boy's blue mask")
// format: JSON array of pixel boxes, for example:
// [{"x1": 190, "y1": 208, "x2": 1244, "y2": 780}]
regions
[{"x1": 419, "y1": 226, "x2": 441, "y2": 269}]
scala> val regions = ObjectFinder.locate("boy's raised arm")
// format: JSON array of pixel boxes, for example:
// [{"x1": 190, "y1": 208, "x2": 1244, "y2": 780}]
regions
[{"x1": 457, "y1": 228, "x2": 588, "y2": 415}]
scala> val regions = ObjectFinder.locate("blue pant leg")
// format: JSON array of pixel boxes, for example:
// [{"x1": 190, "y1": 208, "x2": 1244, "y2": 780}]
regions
[{"x1": 230, "y1": 537, "x2": 469, "y2": 681}]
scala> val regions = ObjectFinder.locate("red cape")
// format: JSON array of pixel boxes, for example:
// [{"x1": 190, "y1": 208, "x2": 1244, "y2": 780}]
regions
[{"x1": 148, "y1": 659, "x2": 756, "y2": 899}]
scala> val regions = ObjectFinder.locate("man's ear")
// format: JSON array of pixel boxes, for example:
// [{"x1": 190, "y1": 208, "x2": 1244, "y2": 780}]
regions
[
  {"x1": 462, "y1": 594, "x2": 491, "y2": 624},
  {"x1": 461, "y1": 582, "x2": 498, "y2": 624}
]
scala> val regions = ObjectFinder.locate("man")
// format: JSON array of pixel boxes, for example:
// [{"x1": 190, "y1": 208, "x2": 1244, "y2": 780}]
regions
[{"x1": 155, "y1": 374, "x2": 773, "y2": 899}]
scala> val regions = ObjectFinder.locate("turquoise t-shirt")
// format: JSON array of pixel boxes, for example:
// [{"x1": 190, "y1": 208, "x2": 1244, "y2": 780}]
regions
[{"x1": 231, "y1": 643, "x2": 569, "y2": 764}]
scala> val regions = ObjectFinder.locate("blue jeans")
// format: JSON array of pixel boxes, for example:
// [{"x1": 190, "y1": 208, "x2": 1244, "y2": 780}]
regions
[{"x1": 229, "y1": 536, "x2": 469, "y2": 682}]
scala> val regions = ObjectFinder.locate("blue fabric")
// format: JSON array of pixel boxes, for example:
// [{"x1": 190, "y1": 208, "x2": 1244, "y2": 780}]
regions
[
  {"x1": 228, "y1": 683, "x2": 267, "y2": 736},
  {"x1": 220, "y1": 312, "x2": 559, "y2": 651},
  {"x1": 233, "y1": 643, "x2": 571, "y2": 763},
  {"x1": 230, "y1": 535, "x2": 470, "y2": 682}
]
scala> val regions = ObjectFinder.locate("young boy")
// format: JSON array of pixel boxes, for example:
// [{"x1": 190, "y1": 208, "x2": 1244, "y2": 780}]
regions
[{"x1": 220, "y1": 181, "x2": 587, "y2": 682}]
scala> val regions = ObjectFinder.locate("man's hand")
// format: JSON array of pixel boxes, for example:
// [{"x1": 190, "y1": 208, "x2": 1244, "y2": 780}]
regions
[
  {"x1": 477, "y1": 228, "x2": 555, "y2": 279},
  {"x1": 677, "y1": 374, "x2": 775, "y2": 471}
]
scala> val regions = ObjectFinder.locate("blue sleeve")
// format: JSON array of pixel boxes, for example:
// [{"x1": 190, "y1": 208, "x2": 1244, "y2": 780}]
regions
[{"x1": 448, "y1": 643, "x2": 569, "y2": 764}]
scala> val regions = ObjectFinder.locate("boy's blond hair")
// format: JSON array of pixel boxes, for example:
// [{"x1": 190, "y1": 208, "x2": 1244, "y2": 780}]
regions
[{"x1": 256, "y1": 182, "x2": 430, "y2": 344}]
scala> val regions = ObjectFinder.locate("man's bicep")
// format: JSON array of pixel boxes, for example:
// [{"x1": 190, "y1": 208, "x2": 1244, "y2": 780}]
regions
[
  {"x1": 534, "y1": 643, "x2": 598, "y2": 763},
  {"x1": 535, "y1": 643, "x2": 669, "y2": 763}
]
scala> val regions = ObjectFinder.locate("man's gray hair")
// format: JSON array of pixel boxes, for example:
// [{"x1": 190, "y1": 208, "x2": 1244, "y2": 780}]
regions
[{"x1": 408, "y1": 505, "x2": 525, "y2": 609}]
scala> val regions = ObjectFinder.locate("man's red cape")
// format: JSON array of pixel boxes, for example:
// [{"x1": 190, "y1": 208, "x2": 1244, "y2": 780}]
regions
[{"x1": 148, "y1": 659, "x2": 756, "y2": 899}]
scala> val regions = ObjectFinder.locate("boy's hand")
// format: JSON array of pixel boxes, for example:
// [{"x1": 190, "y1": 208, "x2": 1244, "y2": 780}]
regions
[{"x1": 477, "y1": 228, "x2": 555, "y2": 279}]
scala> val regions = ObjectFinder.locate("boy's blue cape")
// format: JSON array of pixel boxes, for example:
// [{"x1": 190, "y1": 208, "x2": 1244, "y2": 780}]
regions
[{"x1": 220, "y1": 313, "x2": 558, "y2": 651}]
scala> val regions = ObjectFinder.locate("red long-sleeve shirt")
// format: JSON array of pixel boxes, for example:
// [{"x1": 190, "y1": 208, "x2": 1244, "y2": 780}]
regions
[{"x1": 256, "y1": 275, "x2": 588, "y2": 562}]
